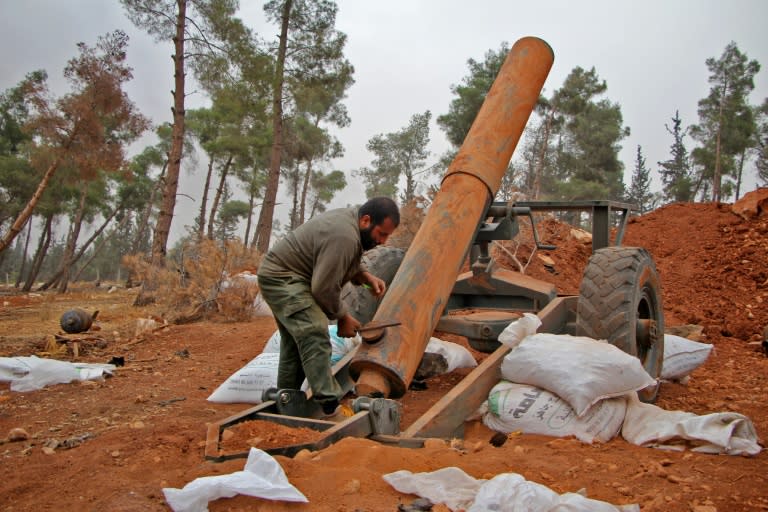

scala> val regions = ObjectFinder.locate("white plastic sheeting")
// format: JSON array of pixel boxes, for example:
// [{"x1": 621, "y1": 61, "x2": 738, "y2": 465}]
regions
[{"x1": 383, "y1": 467, "x2": 639, "y2": 512}]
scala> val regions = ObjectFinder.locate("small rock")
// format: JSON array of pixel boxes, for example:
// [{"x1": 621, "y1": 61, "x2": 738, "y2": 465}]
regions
[
  {"x1": 340, "y1": 479, "x2": 360, "y2": 495},
  {"x1": 221, "y1": 430, "x2": 235, "y2": 441},
  {"x1": 489, "y1": 432, "x2": 507, "y2": 447},
  {"x1": 111, "y1": 450, "x2": 121, "y2": 458},
  {"x1": 130, "y1": 421, "x2": 145, "y2": 429},
  {"x1": 293, "y1": 449, "x2": 313, "y2": 461},
  {"x1": 691, "y1": 506, "x2": 717, "y2": 512},
  {"x1": 512, "y1": 445, "x2": 526, "y2": 454},
  {"x1": 570, "y1": 228, "x2": 592, "y2": 243},
  {"x1": 423, "y1": 438, "x2": 446, "y2": 449},
  {"x1": 398, "y1": 497, "x2": 434, "y2": 511},
  {"x1": 617, "y1": 486, "x2": 632, "y2": 496},
  {"x1": 41, "y1": 446, "x2": 56, "y2": 455},
  {"x1": 7, "y1": 428, "x2": 29, "y2": 442},
  {"x1": 471, "y1": 441, "x2": 484, "y2": 453},
  {"x1": 537, "y1": 254, "x2": 556, "y2": 267}
]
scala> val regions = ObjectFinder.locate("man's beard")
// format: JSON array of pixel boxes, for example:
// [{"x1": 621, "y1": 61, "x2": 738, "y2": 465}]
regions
[{"x1": 360, "y1": 227, "x2": 377, "y2": 251}]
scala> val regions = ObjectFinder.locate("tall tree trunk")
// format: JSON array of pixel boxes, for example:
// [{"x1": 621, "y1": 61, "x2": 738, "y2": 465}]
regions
[
  {"x1": 133, "y1": 160, "x2": 166, "y2": 256},
  {"x1": 72, "y1": 211, "x2": 131, "y2": 282},
  {"x1": 299, "y1": 159, "x2": 313, "y2": 225},
  {"x1": 712, "y1": 82, "x2": 728, "y2": 203},
  {"x1": 735, "y1": 148, "x2": 746, "y2": 200},
  {"x1": 54, "y1": 182, "x2": 90, "y2": 293},
  {"x1": 207, "y1": 154, "x2": 233, "y2": 239},
  {"x1": 0, "y1": 151, "x2": 66, "y2": 253},
  {"x1": 198, "y1": 156, "x2": 215, "y2": 240},
  {"x1": 22, "y1": 213, "x2": 53, "y2": 292},
  {"x1": 290, "y1": 161, "x2": 300, "y2": 229},
  {"x1": 40, "y1": 197, "x2": 127, "y2": 290},
  {"x1": 405, "y1": 169, "x2": 415, "y2": 203},
  {"x1": 243, "y1": 187, "x2": 256, "y2": 248},
  {"x1": 14, "y1": 218, "x2": 33, "y2": 288},
  {"x1": 533, "y1": 108, "x2": 555, "y2": 200},
  {"x1": 149, "y1": 0, "x2": 187, "y2": 268},
  {"x1": 126, "y1": 160, "x2": 166, "y2": 288},
  {"x1": 255, "y1": 0, "x2": 292, "y2": 253}
]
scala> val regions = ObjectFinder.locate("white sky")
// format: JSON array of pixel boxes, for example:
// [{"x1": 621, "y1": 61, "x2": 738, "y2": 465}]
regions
[{"x1": 1, "y1": 0, "x2": 767, "y2": 244}]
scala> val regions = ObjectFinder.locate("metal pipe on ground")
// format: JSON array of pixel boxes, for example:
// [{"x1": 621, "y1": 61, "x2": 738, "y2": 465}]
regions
[{"x1": 349, "y1": 36, "x2": 555, "y2": 398}]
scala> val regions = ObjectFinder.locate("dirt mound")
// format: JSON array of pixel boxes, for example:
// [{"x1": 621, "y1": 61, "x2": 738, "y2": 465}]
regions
[{"x1": 504, "y1": 202, "x2": 768, "y2": 346}]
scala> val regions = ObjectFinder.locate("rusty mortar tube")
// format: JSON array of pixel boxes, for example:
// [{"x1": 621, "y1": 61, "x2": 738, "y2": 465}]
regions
[{"x1": 350, "y1": 37, "x2": 554, "y2": 398}]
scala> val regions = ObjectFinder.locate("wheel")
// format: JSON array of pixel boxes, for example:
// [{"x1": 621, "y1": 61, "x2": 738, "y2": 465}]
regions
[
  {"x1": 342, "y1": 246, "x2": 405, "y2": 325},
  {"x1": 576, "y1": 246, "x2": 664, "y2": 402}
]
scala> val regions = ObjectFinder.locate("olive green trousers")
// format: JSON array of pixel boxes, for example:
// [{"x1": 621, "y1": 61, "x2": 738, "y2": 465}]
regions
[{"x1": 256, "y1": 274, "x2": 343, "y2": 410}]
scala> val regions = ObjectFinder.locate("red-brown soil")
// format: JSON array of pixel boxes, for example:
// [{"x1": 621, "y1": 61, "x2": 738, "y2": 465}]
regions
[{"x1": 1, "y1": 201, "x2": 767, "y2": 512}]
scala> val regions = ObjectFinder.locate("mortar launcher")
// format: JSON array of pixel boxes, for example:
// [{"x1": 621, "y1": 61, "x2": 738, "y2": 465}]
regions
[{"x1": 205, "y1": 36, "x2": 665, "y2": 461}]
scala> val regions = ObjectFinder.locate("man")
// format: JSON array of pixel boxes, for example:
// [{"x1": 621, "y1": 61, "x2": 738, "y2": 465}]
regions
[{"x1": 257, "y1": 197, "x2": 400, "y2": 418}]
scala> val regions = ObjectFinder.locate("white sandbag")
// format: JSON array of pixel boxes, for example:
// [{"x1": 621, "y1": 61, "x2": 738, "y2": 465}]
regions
[
  {"x1": 497, "y1": 313, "x2": 541, "y2": 348},
  {"x1": 661, "y1": 334, "x2": 713, "y2": 381},
  {"x1": 483, "y1": 381, "x2": 626, "y2": 444},
  {"x1": 207, "y1": 353, "x2": 279, "y2": 404},
  {"x1": 470, "y1": 473, "x2": 639, "y2": 512},
  {"x1": 0, "y1": 356, "x2": 115, "y2": 392},
  {"x1": 251, "y1": 293, "x2": 274, "y2": 317},
  {"x1": 261, "y1": 325, "x2": 360, "y2": 365},
  {"x1": 425, "y1": 337, "x2": 477, "y2": 372},
  {"x1": 163, "y1": 448, "x2": 307, "y2": 511},
  {"x1": 383, "y1": 467, "x2": 639, "y2": 512},
  {"x1": 621, "y1": 394, "x2": 761, "y2": 456},
  {"x1": 501, "y1": 333, "x2": 656, "y2": 417},
  {"x1": 262, "y1": 330, "x2": 282, "y2": 353}
]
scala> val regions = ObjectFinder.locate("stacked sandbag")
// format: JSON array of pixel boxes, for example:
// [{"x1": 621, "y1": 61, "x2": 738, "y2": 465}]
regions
[
  {"x1": 208, "y1": 329, "x2": 476, "y2": 404},
  {"x1": 482, "y1": 316, "x2": 761, "y2": 455},
  {"x1": 660, "y1": 334, "x2": 713, "y2": 383},
  {"x1": 483, "y1": 381, "x2": 627, "y2": 443},
  {"x1": 483, "y1": 324, "x2": 654, "y2": 443}
]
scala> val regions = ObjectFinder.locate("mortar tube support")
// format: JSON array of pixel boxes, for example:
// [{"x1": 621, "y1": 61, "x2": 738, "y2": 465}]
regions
[{"x1": 350, "y1": 37, "x2": 554, "y2": 398}]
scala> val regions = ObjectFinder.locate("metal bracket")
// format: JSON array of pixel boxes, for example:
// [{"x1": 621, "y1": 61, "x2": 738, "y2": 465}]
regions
[
  {"x1": 352, "y1": 396, "x2": 401, "y2": 435},
  {"x1": 261, "y1": 388, "x2": 323, "y2": 418}
]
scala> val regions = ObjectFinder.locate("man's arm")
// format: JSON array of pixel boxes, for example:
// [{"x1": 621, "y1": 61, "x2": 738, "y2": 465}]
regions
[
  {"x1": 352, "y1": 270, "x2": 387, "y2": 298},
  {"x1": 310, "y1": 235, "x2": 359, "y2": 319}
]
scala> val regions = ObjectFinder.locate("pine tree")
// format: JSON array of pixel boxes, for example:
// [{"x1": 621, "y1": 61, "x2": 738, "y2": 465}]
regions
[
  {"x1": 658, "y1": 111, "x2": 693, "y2": 202},
  {"x1": 690, "y1": 42, "x2": 760, "y2": 202},
  {"x1": 357, "y1": 111, "x2": 431, "y2": 203},
  {"x1": 755, "y1": 98, "x2": 768, "y2": 185},
  {"x1": 627, "y1": 145, "x2": 652, "y2": 213}
]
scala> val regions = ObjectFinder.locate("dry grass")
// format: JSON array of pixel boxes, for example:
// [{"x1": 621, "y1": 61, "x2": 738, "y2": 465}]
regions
[{"x1": 123, "y1": 239, "x2": 262, "y2": 324}]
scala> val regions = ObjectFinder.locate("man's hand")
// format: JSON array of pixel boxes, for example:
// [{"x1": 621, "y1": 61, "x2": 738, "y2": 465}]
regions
[
  {"x1": 362, "y1": 272, "x2": 387, "y2": 298},
  {"x1": 337, "y1": 313, "x2": 362, "y2": 338}
]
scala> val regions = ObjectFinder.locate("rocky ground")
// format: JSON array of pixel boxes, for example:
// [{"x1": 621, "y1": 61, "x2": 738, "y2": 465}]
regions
[{"x1": 1, "y1": 194, "x2": 767, "y2": 511}]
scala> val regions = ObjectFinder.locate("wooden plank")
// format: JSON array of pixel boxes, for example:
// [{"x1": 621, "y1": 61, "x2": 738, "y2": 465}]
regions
[{"x1": 403, "y1": 297, "x2": 574, "y2": 439}]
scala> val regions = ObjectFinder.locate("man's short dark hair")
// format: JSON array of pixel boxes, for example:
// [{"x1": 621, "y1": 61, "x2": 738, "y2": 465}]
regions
[{"x1": 359, "y1": 197, "x2": 400, "y2": 227}]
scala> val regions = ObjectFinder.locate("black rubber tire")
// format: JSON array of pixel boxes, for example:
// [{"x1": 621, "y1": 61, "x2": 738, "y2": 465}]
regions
[
  {"x1": 576, "y1": 246, "x2": 665, "y2": 402},
  {"x1": 342, "y1": 246, "x2": 406, "y2": 325}
]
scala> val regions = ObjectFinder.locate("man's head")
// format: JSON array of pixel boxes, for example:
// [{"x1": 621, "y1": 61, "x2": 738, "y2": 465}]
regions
[{"x1": 358, "y1": 197, "x2": 400, "y2": 250}]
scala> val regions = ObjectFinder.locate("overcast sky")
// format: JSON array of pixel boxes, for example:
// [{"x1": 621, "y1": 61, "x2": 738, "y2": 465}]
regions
[{"x1": 1, "y1": 0, "x2": 767, "y2": 243}]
